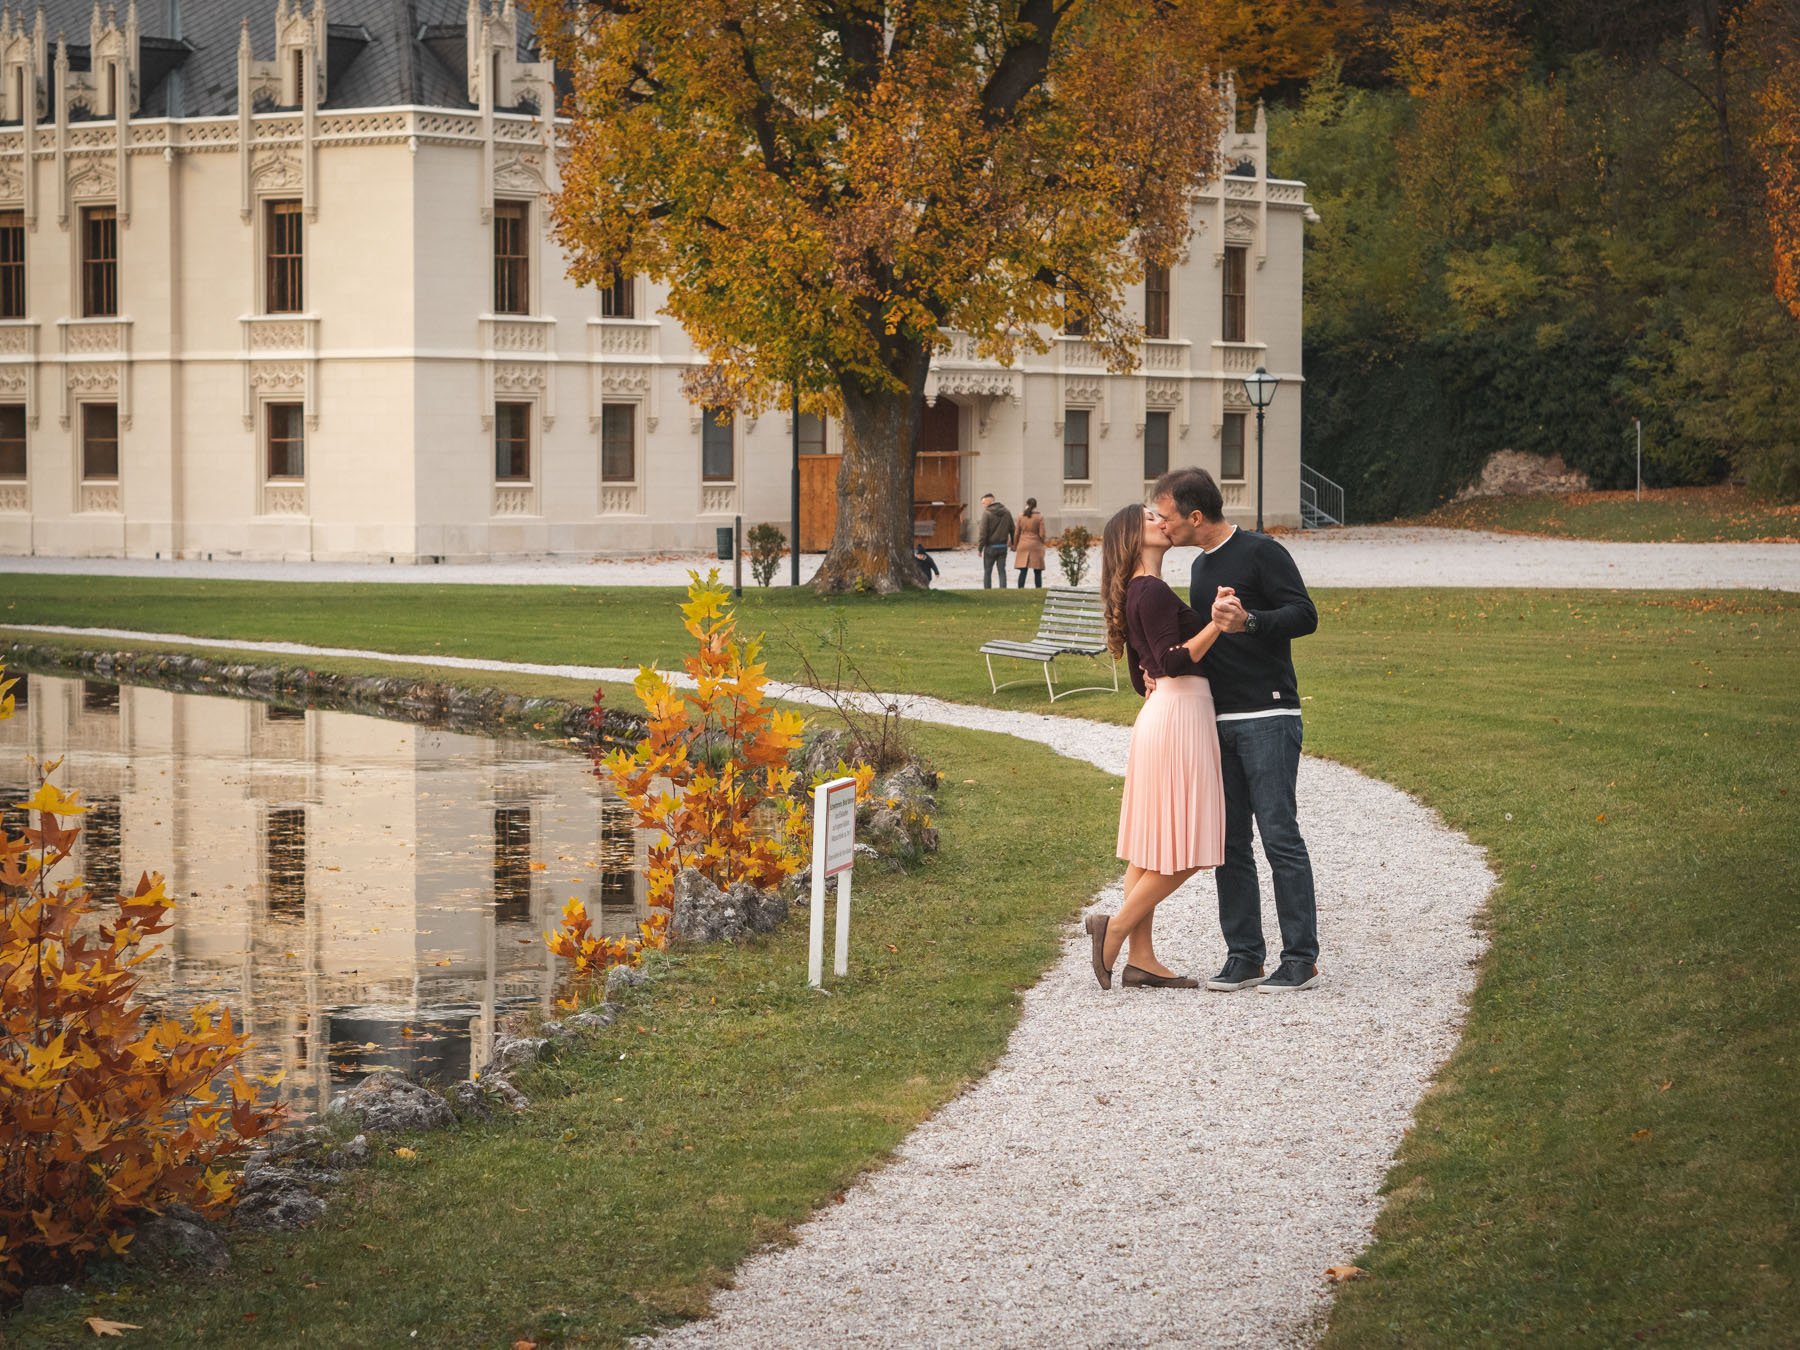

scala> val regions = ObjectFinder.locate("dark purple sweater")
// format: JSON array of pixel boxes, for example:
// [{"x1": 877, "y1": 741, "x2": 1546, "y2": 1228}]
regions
[{"x1": 1125, "y1": 576, "x2": 1205, "y2": 697}]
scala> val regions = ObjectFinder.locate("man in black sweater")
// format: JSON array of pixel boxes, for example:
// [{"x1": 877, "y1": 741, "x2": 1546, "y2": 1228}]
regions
[{"x1": 1151, "y1": 467, "x2": 1321, "y2": 992}]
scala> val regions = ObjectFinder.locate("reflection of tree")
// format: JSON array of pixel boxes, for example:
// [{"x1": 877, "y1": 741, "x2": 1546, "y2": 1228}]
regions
[{"x1": 493, "y1": 805, "x2": 533, "y2": 923}]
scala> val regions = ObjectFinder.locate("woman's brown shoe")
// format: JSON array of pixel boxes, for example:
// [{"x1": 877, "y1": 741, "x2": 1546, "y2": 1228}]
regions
[
  {"x1": 1121, "y1": 965, "x2": 1200, "y2": 990},
  {"x1": 1084, "y1": 913, "x2": 1113, "y2": 990}
]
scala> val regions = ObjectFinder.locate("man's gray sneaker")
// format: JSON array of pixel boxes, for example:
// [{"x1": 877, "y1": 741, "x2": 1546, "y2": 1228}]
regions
[
  {"x1": 1257, "y1": 960, "x2": 1320, "y2": 992},
  {"x1": 1205, "y1": 956, "x2": 1266, "y2": 991}
]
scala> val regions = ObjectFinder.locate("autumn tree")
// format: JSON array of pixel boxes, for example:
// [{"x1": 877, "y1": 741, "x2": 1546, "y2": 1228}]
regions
[
  {"x1": 1738, "y1": 0, "x2": 1800, "y2": 318},
  {"x1": 528, "y1": 0, "x2": 1226, "y2": 593},
  {"x1": 1201, "y1": 0, "x2": 1369, "y2": 104}
]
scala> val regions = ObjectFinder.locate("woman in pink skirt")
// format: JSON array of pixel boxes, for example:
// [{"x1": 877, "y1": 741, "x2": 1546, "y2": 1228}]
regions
[{"x1": 1084, "y1": 503, "x2": 1226, "y2": 989}]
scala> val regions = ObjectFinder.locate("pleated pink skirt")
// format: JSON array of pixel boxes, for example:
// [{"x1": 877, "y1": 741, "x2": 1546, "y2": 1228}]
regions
[{"x1": 1116, "y1": 675, "x2": 1225, "y2": 873}]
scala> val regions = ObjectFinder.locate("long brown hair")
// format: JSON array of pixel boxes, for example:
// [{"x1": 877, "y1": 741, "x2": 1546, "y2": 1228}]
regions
[{"x1": 1100, "y1": 504, "x2": 1146, "y2": 659}]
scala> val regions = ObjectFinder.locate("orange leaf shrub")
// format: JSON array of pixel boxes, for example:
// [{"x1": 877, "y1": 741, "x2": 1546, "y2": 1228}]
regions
[
  {"x1": 0, "y1": 668, "x2": 283, "y2": 1298},
  {"x1": 548, "y1": 572, "x2": 872, "y2": 1000}
]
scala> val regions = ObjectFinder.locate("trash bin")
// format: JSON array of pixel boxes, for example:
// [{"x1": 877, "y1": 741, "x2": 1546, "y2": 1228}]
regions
[{"x1": 715, "y1": 526, "x2": 735, "y2": 561}]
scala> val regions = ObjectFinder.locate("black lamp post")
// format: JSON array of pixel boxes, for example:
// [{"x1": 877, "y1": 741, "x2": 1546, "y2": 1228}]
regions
[
  {"x1": 1242, "y1": 365, "x2": 1280, "y2": 532},
  {"x1": 790, "y1": 383, "x2": 801, "y2": 587}
]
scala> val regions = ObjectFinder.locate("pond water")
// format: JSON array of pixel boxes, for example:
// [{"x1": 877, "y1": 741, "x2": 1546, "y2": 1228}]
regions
[{"x1": 0, "y1": 674, "x2": 649, "y2": 1119}]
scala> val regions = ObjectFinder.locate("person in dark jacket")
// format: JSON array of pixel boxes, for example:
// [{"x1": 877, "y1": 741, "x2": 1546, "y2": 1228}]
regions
[
  {"x1": 1150, "y1": 466, "x2": 1322, "y2": 994},
  {"x1": 976, "y1": 493, "x2": 1015, "y2": 589},
  {"x1": 914, "y1": 541, "x2": 941, "y2": 586}
]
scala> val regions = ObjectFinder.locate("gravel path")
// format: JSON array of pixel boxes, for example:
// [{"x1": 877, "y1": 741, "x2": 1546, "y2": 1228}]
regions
[
  {"x1": 1, "y1": 624, "x2": 1495, "y2": 1346},
  {"x1": 3, "y1": 525, "x2": 1795, "y2": 590},
  {"x1": 650, "y1": 735, "x2": 1491, "y2": 1349}
]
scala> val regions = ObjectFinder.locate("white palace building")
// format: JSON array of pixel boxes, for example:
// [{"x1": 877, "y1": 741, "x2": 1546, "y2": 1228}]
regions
[{"x1": 0, "y1": 0, "x2": 1315, "y2": 563}]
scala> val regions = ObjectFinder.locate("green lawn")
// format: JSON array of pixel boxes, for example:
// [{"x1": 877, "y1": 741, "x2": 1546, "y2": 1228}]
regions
[
  {"x1": 1, "y1": 577, "x2": 1795, "y2": 1345},
  {"x1": 1, "y1": 718, "x2": 1124, "y2": 1347},
  {"x1": 1404, "y1": 484, "x2": 1800, "y2": 542}
]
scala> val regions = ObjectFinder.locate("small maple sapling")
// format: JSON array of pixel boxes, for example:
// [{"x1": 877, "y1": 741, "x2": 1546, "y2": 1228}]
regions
[
  {"x1": 550, "y1": 573, "x2": 871, "y2": 1002},
  {"x1": 0, "y1": 668, "x2": 284, "y2": 1299}
]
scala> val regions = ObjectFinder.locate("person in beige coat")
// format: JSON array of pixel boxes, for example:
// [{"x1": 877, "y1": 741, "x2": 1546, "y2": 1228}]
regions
[{"x1": 1012, "y1": 498, "x2": 1048, "y2": 588}]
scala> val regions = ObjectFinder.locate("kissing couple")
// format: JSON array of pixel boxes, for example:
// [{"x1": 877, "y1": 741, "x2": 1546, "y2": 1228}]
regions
[{"x1": 1084, "y1": 467, "x2": 1323, "y2": 994}]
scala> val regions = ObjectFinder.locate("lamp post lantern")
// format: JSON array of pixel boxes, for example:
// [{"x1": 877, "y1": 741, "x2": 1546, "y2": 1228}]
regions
[{"x1": 1242, "y1": 365, "x2": 1280, "y2": 532}]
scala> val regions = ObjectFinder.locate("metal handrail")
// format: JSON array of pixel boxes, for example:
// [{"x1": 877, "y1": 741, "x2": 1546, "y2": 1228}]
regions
[{"x1": 1299, "y1": 463, "x2": 1346, "y2": 528}]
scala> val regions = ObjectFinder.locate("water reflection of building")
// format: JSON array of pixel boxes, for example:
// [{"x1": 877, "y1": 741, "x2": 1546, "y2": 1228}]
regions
[{"x1": 0, "y1": 673, "x2": 648, "y2": 1117}]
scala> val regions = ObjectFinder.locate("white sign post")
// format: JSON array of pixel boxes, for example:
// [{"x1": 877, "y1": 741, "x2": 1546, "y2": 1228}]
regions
[{"x1": 808, "y1": 776, "x2": 858, "y2": 987}]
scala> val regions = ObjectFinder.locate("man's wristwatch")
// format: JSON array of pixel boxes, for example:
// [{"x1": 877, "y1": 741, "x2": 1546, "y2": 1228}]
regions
[{"x1": 1243, "y1": 611, "x2": 1261, "y2": 636}]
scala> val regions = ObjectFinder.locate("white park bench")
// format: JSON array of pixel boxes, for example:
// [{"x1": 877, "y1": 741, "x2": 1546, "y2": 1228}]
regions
[{"x1": 979, "y1": 587, "x2": 1119, "y2": 702}]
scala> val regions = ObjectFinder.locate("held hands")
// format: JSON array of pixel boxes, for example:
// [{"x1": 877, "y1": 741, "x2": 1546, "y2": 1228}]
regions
[{"x1": 1212, "y1": 586, "x2": 1250, "y2": 634}]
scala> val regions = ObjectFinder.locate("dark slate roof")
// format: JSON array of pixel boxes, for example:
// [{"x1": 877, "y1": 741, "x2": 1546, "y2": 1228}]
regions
[{"x1": 20, "y1": 1, "x2": 541, "y2": 117}]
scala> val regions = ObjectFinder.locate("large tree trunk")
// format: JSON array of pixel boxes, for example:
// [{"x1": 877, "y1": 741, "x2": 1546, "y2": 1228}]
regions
[{"x1": 811, "y1": 348, "x2": 929, "y2": 594}]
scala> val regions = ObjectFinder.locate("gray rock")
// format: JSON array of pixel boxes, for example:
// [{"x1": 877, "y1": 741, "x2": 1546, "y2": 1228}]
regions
[
  {"x1": 324, "y1": 1134, "x2": 371, "y2": 1169},
  {"x1": 482, "y1": 1034, "x2": 548, "y2": 1076},
  {"x1": 670, "y1": 868, "x2": 787, "y2": 943},
  {"x1": 879, "y1": 763, "x2": 938, "y2": 802},
  {"x1": 234, "y1": 1161, "x2": 333, "y2": 1231},
  {"x1": 565, "y1": 1008, "x2": 617, "y2": 1032},
  {"x1": 446, "y1": 1080, "x2": 493, "y2": 1122},
  {"x1": 234, "y1": 1184, "x2": 326, "y2": 1232},
  {"x1": 18, "y1": 1283, "x2": 78, "y2": 1315},
  {"x1": 449, "y1": 1074, "x2": 531, "y2": 1122},
  {"x1": 327, "y1": 1070, "x2": 455, "y2": 1134},
  {"x1": 604, "y1": 963, "x2": 646, "y2": 1000},
  {"x1": 267, "y1": 1124, "x2": 334, "y2": 1161},
  {"x1": 537, "y1": 1019, "x2": 576, "y2": 1042},
  {"x1": 128, "y1": 1210, "x2": 230, "y2": 1274},
  {"x1": 484, "y1": 1074, "x2": 531, "y2": 1112},
  {"x1": 800, "y1": 729, "x2": 854, "y2": 778},
  {"x1": 861, "y1": 805, "x2": 910, "y2": 856}
]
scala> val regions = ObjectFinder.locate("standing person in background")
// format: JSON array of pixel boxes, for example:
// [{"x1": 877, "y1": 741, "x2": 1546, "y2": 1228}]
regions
[
  {"x1": 977, "y1": 493, "x2": 1015, "y2": 589},
  {"x1": 1149, "y1": 466, "x2": 1322, "y2": 994},
  {"x1": 1012, "y1": 498, "x2": 1048, "y2": 588}
]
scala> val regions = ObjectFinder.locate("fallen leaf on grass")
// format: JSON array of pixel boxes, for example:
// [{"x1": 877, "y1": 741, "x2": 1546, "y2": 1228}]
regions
[
  {"x1": 1659, "y1": 1080, "x2": 1673, "y2": 1092},
  {"x1": 1630, "y1": 1129, "x2": 1652, "y2": 1141},
  {"x1": 393, "y1": 1147, "x2": 419, "y2": 1160},
  {"x1": 885, "y1": 943, "x2": 899, "y2": 954},
  {"x1": 85, "y1": 1318, "x2": 142, "y2": 1337},
  {"x1": 1324, "y1": 1265, "x2": 1367, "y2": 1283},
  {"x1": 303, "y1": 1282, "x2": 323, "y2": 1290},
  {"x1": 514, "y1": 1341, "x2": 538, "y2": 1350}
]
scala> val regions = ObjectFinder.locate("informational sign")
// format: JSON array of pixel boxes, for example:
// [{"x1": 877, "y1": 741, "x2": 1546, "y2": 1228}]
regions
[
  {"x1": 809, "y1": 776, "x2": 858, "y2": 988},
  {"x1": 821, "y1": 778, "x2": 858, "y2": 878}
]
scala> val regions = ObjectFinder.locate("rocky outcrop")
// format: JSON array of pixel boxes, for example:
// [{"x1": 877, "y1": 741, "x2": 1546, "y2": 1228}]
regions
[
  {"x1": 1454, "y1": 450, "x2": 1591, "y2": 500},
  {"x1": 327, "y1": 1071, "x2": 456, "y2": 1134},
  {"x1": 234, "y1": 1155, "x2": 335, "y2": 1232},
  {"x1": 670, "y1": 869, "x2": 789, "y2": 943},
  {"x1": 127, "y1": 1206, "x2": 230, "y2": 1273}
]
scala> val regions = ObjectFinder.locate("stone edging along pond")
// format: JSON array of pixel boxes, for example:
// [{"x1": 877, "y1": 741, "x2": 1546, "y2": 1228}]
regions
[{"x1": 0, "y1": 637, "x2": 650, "y2": 747}]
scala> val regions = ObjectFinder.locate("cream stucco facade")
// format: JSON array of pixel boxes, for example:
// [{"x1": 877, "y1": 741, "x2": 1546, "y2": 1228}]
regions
[{"x1": 0, "y1": 1, "x2": 1314, "y2": 563}]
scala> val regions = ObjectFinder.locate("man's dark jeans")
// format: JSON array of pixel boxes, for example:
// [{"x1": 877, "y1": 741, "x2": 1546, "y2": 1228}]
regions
[
  {"x1": 982, "y1": 545, "x2": 1010, "y2": 588},
  {"x1": 1215, "y1": 714, "x2": 1317, "y2": 967}
]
